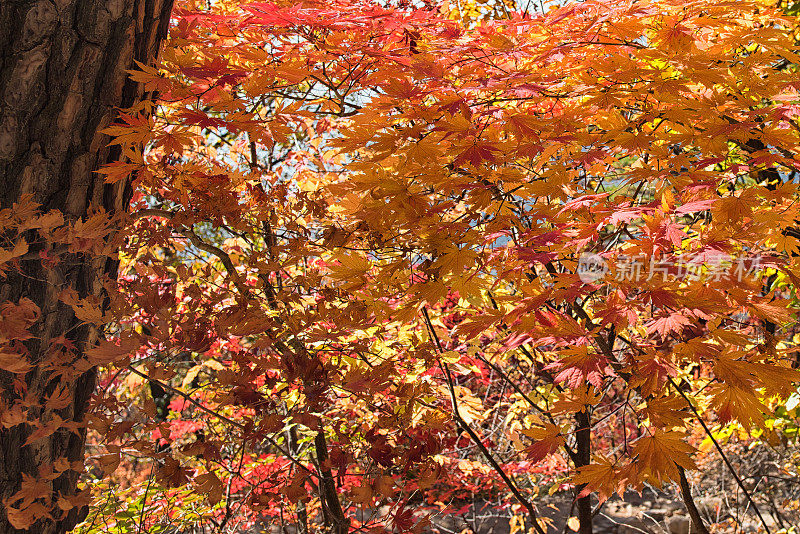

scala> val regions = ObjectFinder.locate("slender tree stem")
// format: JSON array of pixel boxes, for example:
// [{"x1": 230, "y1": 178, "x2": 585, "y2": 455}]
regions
[
  {"x1": 314, "y1": 431, "x2": 348, "y2": 534},
  {"x1": 677, "y1": 465, "x2": 710, "y2": 534},
  {"x1": 574, "y1": 410, "x2": 593, "y2": 534}
]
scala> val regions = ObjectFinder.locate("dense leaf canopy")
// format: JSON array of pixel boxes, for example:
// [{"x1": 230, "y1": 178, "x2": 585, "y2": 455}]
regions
[{"x1": 2, "y1": 0, "x2": 800, "y2": 532}]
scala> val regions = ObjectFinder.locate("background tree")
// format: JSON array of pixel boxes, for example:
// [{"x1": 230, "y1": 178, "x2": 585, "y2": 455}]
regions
[{"x1": 0, "y1": 0, "x2": 174, "y2": 531}]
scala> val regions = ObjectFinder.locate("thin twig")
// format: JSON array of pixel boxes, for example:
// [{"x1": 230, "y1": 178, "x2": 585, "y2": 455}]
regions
[
  {"x1": 126, "y1": 366, "x2": 314, "y2": 476},
  {"x1": 131, "y1": 209, "x2": 250, "y2": 297},
  {"x1": 136, "y1": 466, "x2": 154, "y2": 534},
  {"x1": 422, "y1": 307, "x2": 547, "y2": 534}
]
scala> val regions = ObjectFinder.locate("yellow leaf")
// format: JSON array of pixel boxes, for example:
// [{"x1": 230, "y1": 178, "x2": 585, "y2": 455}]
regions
[
  {"x1": 327, "y1": 251, "x2": 370, "y2": 283},
  {"x1": 709, "y1": 384, "x2": 767, "y2": 430},
  {"x1": 630, "y1": 430, "x2": 696, "y2": 487},
  {"x1": 0, "y1": 240, "x2": 28, "y2": 266},
  {"x1": 571, "y1": 456, "x2": 621, "y2": 504},
  {"x1": 182, "y1": 364, "x2": 204, "y2": 389},
  {"x1": 748, "y1": 298, "x2": 794, "y2": 325},
  {"x1": 59, "y1": 289, "x2": 104, "y2": 324},
  {"x1": 349, "y1": 483, "x2": 374, "y2": 505},
  {"x1": 375, "y1": 475, "x2": 395, "y2": 497},
  {"x1": 567, "y1": 517, "x2": 580, "y2": 532},
  {"x1": 98, "y1": 452, "x2": 120, "y2": 475}
]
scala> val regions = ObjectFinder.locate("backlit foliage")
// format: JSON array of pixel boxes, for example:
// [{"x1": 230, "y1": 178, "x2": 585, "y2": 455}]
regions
[{"x1": 2, "y1": 0, "x2": 800, "y2": 531}]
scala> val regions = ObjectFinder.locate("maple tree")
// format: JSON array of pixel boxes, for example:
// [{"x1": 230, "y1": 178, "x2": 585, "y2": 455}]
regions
[{"x1": 2, "y1": 0, "x2": 800, "y2": 533}]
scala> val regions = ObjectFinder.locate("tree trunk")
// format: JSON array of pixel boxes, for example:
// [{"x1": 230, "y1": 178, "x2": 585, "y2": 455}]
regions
[
  {"x1": 0, "y1": 0, "x2": 173, "y2": 531},
  {"x1": 575, "y1": 410, "x2": 592, "y2": 534}
]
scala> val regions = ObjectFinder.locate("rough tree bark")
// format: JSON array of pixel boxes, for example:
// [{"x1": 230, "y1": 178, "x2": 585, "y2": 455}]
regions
[{"x1": 0, "y1": 0, "x2": 174, "y2": 531}]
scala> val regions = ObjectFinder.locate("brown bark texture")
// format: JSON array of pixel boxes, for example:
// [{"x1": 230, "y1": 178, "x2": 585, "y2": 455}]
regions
[{"x1": 0, "y1": 0, "x2": 173, "y2": 531}]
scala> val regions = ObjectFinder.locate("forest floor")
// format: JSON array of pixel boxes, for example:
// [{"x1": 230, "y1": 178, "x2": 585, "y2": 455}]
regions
[
  {"x1": 424, "y1": 489, "x2": 788, "y2": 534},
  {"x1": 423, "y1": 441, "x2": 800, "y2": 534}
]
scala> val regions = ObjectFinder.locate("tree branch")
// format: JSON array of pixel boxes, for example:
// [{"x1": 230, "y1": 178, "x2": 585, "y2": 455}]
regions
[
  {"x1": 422, "y1": 307, "x2": 547, "y2": 534},
  {"x1": 677, "y1": 465, "x2": 710, "y2": 534},
  {"x1": 126, "y1": 366, "x2": 315, "y2": 476}
]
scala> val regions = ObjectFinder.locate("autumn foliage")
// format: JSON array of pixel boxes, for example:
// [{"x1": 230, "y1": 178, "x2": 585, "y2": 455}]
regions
[{"x1": 2, "y1": 0, "x2": 800, "y2": 532}]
